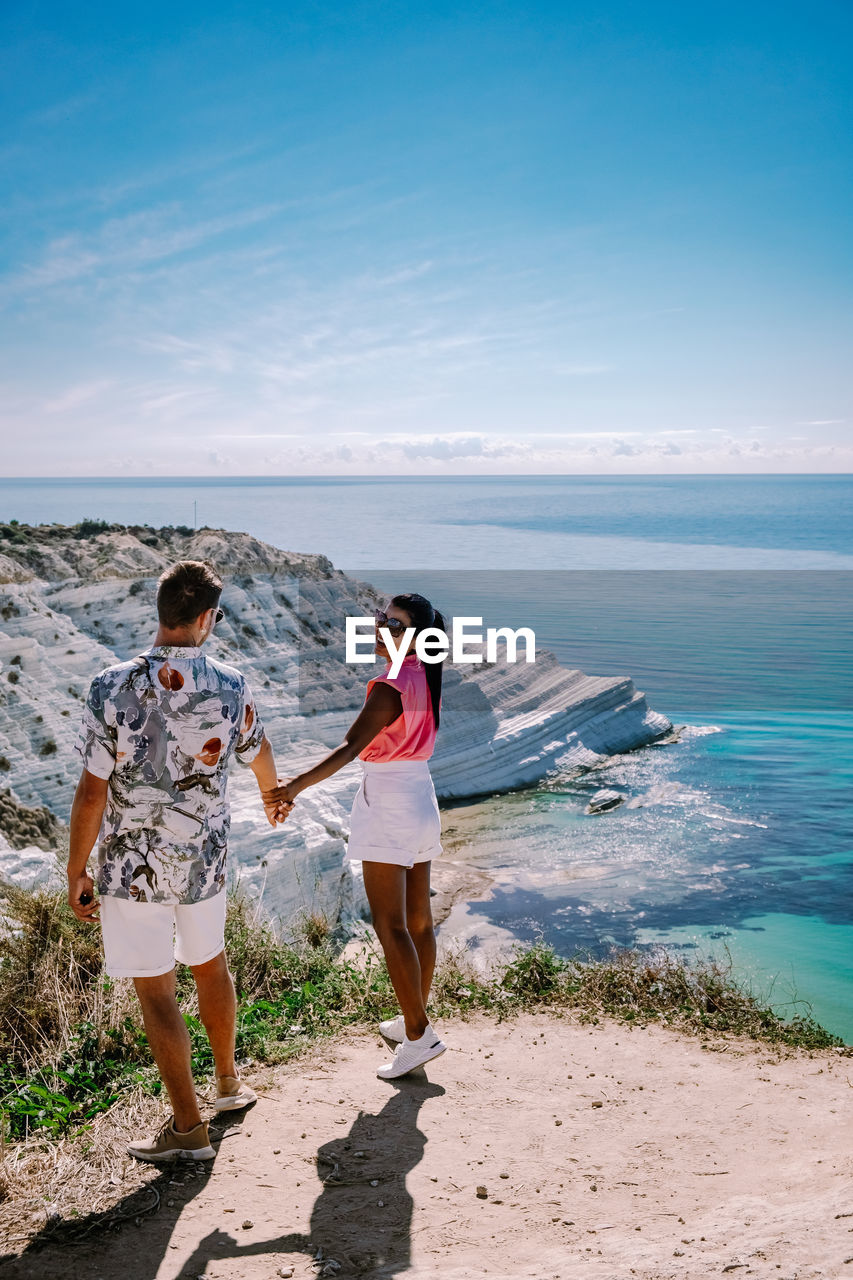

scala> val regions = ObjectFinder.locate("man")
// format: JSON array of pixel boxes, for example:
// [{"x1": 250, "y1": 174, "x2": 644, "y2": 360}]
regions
[{"x1": 68, "y1": 559, "x2": 289, "y2": 1163}]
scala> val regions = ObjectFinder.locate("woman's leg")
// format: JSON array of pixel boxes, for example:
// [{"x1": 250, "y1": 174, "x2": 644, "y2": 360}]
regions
[
  {"x1": 405, "y1": 861, "x2": 436, "y2": 1007},
  {"x1": 362, "y1": 861, "x2": 429, "y2": 1041}
]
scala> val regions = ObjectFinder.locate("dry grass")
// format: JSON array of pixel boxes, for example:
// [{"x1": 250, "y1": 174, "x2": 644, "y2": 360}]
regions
[
  {"x1": 0, "y1": 1085, "x2": 164, "y2": 1247},
  {"x1": 0, "y1": 879, "x2": 145, "y2": 1145}
]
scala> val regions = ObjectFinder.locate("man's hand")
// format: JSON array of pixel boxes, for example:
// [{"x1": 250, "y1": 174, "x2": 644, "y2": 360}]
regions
[
  {"x1": 68, "y1": 871, "x2": 99, "y2": 923},
  {"x1": 261, "y1": 779, "x2": 296, "y2": 825},
  {"x1": 249, "y1": 736, "x2": 292, "y2": 824},
  {"x1": 68, "y1": 769, "x2": 108, "y2": 923},
  {"x1": 262, "y1": 795, "x2": 293, "y2": 826}
]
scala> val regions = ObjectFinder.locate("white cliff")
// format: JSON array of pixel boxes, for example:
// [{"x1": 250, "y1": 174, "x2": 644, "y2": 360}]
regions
[{"x1": 0, "y1": 522, "x2": 670, "y2": 922}]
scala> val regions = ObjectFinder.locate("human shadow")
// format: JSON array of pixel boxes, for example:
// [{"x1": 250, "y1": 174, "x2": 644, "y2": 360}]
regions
[
  {"x1": 179, "y1": 1073, "x2": 446, "y2": 1279},
  {"x1": 0, "y1": 1106, "x2": 253, "y2": 1278}
]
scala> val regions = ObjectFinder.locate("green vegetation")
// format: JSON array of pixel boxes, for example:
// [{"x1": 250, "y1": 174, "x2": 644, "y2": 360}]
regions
[
  {"x1": 0, "y1": 520, "x2": 207, "y2": 550},
  {"x1": 73, "y1": 519, "x2": 119, "y2": 539},
  {"x1": 0, "y1": 881, "x2": 844, "y2": 1144}
]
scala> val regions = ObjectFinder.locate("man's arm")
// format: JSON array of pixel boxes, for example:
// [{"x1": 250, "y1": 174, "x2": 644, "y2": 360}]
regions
[
  {"x1": 68, "y1": 768, "x2": 109, "y2": 922},
  {"x1": 249, "y1": 735, "x2": 292, "y2": 826}
]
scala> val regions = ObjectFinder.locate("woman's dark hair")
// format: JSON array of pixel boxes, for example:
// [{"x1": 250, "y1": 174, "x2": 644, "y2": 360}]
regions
[
  {"x1": 390, "y1": 592, "x2": 446, "y2": 729},
  {"x1": 157, "y1": 560, "x2": 222, "y2": 629}
]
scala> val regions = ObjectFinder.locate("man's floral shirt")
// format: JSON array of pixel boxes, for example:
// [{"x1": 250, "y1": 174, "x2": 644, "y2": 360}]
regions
[{"x1": 75, "y1": 645, "x2": 265, "y2": 905}]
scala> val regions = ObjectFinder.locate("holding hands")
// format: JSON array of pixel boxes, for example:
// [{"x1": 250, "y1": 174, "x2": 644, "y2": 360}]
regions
[{"x1": 262, "y1": 778, "x2": 298, "y2": 826}]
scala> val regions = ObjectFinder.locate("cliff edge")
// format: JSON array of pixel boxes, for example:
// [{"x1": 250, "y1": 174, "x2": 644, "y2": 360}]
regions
[{"x1": 0, "y1": 521, "x2": 670, "y2": 918}]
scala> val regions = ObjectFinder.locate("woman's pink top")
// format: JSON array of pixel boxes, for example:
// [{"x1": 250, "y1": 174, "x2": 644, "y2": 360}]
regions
[{"x1": 359, "y1": 654, "x2": 438, "y2": 762}]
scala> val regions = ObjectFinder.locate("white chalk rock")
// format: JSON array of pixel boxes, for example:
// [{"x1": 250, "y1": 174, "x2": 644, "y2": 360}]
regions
[
  {"x1": 585, "y1": 788, "x2": 626, "y2": 815},
  {"x1": 0, "y1": 525, "x2": 671, "y2": 923}
]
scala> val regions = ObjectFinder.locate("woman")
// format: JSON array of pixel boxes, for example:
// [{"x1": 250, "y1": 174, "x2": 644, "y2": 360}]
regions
[{"x1": 266, "y1": 593, "x2": 447, "y2": 1080}]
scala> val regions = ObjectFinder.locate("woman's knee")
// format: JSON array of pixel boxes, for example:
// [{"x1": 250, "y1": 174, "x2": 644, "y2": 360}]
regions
[
  {"x1": 406, "y1": 912, "x2": 435, "y2": 941},
  {"x1": 372, "y1": 914, "x2": 409, "y2": 947}
]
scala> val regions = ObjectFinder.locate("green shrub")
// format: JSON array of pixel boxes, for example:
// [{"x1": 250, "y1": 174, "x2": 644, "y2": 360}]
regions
[{"x1": 73, "y1": 519, "x2": 113, "y2": 539}]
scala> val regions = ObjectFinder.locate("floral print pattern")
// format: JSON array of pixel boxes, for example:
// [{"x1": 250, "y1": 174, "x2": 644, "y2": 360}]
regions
[{"x1": 75, "y1": 645, "x2": 265, "y2": 905}]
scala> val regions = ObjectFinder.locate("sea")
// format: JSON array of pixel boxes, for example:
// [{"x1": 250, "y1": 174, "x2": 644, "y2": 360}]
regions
[{"x1": 1, "y1": 475, "x2": 851, "y2": 1041}]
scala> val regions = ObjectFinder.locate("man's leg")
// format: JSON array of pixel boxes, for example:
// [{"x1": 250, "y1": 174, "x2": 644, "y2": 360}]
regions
[
  {"x1": 134, "y1": 969, "x2": 202, "y2": 1133},
  {"x1": 191, "y1": 950, "x2": 237, "y2": 1080}
]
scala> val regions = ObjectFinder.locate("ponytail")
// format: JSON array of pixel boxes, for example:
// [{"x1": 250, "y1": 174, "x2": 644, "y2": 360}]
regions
[
  {"x1": 390, "y1": 593, "x2": 445, "y2": 730},
  {"x1": 424, "y1": 609, "x2": 446, "y2": 730}
]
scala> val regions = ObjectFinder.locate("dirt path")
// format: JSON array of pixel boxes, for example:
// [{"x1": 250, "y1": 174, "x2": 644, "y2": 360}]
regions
[{"x1": 2, "y1": 1013, "x2": 851, "y2": 1280}]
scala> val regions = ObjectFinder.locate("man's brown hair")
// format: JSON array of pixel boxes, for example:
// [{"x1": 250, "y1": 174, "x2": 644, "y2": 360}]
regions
[{"x1": 156, "y1": 560, "x2": 223, "y2": 629}]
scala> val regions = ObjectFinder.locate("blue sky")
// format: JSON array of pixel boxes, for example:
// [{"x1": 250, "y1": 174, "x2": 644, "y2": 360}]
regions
[{"x1": 1, "y1": 0, "x2": 851, "y2": 474}]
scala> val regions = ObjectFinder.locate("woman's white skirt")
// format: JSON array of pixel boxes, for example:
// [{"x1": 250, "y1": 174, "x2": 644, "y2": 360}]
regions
[{"x1": 346, "y1": 759, "x2": 443, "y2": 868}]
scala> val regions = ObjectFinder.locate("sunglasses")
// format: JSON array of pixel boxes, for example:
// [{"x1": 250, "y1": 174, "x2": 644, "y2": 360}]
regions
[
  {"x1": 214, "y1": 608, "x2": 224, "y2": 623},
  {"x1": 374, "y1": 609, "x2": 408, "y2": 635}
]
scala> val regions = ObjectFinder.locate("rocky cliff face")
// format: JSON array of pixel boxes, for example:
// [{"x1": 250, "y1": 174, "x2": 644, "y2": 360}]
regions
[{"x1": 0, "y1": 522, "x2": 670, "y2": 921}]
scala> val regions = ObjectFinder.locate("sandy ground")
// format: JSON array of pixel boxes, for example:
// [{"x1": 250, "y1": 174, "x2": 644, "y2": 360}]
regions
[{"x1": 1, "y1": 1013, "x2": 851, "y2": 1280}]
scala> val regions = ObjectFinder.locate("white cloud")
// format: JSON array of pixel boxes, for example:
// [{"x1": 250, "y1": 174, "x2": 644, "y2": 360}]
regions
[
  {"x1": 5, "y1": 422, "x2": 853, "y2": 476},
  {"x1": 552, "y1": 363, "x2": 612, "y2": 376},
  {"x1": 400, "y1": 435, "x2": 484, "y2": 460},
  {"x1": 43, "y1": 379, "x2": 115, "y2": 412},
  {"x1": 7, "y1": 203, "x2": 285, "y2": 292},
  {"x1": 394, "y1": 434, "x2": 530, "y2": 461},
  {"x1": 362, "y1": 261, "x2": 435, "y2": 287}
]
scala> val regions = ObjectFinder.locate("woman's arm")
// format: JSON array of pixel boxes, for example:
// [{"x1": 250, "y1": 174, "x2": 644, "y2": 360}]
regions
[{"x1": 264, "y1": 682, "x2": 402, "y2": 806}]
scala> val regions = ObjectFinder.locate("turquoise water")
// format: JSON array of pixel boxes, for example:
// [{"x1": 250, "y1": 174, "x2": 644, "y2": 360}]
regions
[
  {"x1": 1, "y1": 476, "x2": 851, "y2": 1040},
  {"x1": 437, "y1": 709, "x2": 852, "y2": 1040}
]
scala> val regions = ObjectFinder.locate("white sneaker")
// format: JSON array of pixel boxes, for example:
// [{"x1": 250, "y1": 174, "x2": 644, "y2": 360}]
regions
[
  {"x1": 377, "y1": 1027, "x2": 446, "y2": 1080},
  {"x1": 378, "y1": 1014, "x2": 406, "y2": 1042}
]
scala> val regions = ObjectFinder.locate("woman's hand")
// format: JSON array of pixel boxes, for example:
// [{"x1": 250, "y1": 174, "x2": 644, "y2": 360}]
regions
[
  {"x1": 262, "y1": 778, "x2": 298, "y2": 825},
  {"x1": 264, "y1": 778, "x2": 299, "y2": 806}
]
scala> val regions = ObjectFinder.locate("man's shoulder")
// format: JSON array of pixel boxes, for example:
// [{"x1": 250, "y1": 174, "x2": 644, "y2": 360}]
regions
[
  {"x1": 202, "y1": 653, "x2": 248, "y2": 689},
  {"x1": 89, "y1": 655, "x2": 149, "y2": 688}
]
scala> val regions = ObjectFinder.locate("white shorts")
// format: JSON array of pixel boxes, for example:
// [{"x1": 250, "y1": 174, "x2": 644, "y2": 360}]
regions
[
  {"x1": 100, "y1": 891, "x2": 227, "y2": 978},
  {"x1": 346, "y1": 759, "x2": 443, "y2": 868}
]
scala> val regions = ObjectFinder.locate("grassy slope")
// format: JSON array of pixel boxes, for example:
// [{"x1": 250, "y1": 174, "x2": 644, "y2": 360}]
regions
[{"x1": 0, "y1": 882, "x2": 844, "y2": 1145}]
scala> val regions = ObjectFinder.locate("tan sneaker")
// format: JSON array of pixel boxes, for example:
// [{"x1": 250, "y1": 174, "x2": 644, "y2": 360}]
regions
[
  {"x1": 214, "y1": 1075, "x2": 257, "y2": 1112},
  {"x1": 126, "y1": 1116, "x2": 215, "y2": 1163}
]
